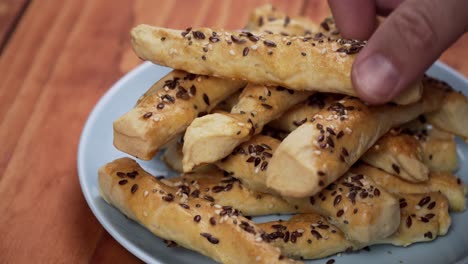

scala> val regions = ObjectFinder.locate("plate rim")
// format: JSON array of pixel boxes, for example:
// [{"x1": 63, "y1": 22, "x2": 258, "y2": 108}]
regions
[{"x1": 77, "y1": 61, "x2": 468, "y2": 264}]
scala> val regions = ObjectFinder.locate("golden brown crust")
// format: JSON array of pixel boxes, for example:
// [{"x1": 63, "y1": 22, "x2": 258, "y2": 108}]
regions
[
  {"x1": 377, "y1": 192, "x2": 451, "y2": 246},
  {"x1": 267, "y1": 86, "x2": 446, "y2": 198},
  {"x1": 362, "y1": 132, "x2": 429, "y2": 182},
  {"x1": 216, "y1": 135, "x2": 281, "y2": 194},
  {"x1": 182, "y1": 85, "x2": 312, "y2": 171},
  {"x1": 98, "y1": 158, "x2": 298, "y2": 264},
  {"x1": 424, "y1": 77, "x2": 468, "y2": 139},
  {"x1": 399, "y1": 120, "x2": 458, "y2": 173},
  {"x1": 165, "y1": 169, "x2": 297, "y2": 216},
  {"x1": 216, "y1": 134, "x2": 400, "y2": 243},
  {"x1": 258, "y1": 192, "x2": 450, "y2": 259},
  {"x1": 258, "y1": 214, "x2": 355, "y2": 260},
  {"x1": 161, "y1": 135, "x2": 184, "y2": 172},
  {"x1": 287, "y1": 171, "x2": 400, "y2": 244},
  {"x1": 113, "y1": 70, "x2": 245, "y2": 160},
  {"x1": 352, "y1": 164, "x2": 466, "y2": 212},
  {"x1": 130, "y1": 25, "x2": 420, "y2": 104},
  {"x1": 268, "y1": 93, "x2": 339, "y2": 132}
]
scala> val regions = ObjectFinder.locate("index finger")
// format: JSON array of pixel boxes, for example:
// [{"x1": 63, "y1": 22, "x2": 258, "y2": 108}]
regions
[{"x1": 327, "y1": 0, "x2": 377, "y2": 40}]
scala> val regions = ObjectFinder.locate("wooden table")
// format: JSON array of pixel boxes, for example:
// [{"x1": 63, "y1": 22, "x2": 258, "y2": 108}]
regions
[{"x1": 0, "y1": 0, "x2": 466, "y2": 263}]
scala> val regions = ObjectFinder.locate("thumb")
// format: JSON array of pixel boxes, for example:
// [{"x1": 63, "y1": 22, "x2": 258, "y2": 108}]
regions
[{"x1": 352, "y1": 0, "x2": 468, "y2": 104}]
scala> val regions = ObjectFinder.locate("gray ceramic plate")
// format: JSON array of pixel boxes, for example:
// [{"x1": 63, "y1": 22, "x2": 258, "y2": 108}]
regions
[{"x1": 78, "y1": 61, "x2": 468, "y2": 264}]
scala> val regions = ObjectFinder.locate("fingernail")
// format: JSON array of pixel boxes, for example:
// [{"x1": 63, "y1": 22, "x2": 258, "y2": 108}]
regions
[{"x1": 353, "y1": 53, "x2": 400, "y2": 102}]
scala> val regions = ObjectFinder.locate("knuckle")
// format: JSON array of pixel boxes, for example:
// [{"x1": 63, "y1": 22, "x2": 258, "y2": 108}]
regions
[{"x1": 392, "y1": 5, "x2": 438, "y2": 52}]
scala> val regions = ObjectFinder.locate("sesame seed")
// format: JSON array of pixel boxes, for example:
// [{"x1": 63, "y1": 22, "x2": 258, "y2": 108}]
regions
[
  {"x1": 263, "y1": 40, "x2": 277, "y2": 47},
  {"x1": 203, "y1": 93, "x2": 210, "y2": 105},
  {"x1": 424, "y1": 231, "x2": 433, "y2": 239},
  {"x1": 392, "y1": 164, "x2": 400, "y2": 174},
  {"x1": 194, "y1": 215, "x2": 201, "y2": 222},
  {"x1": 418, "y1": 196, "x2": 431, "y2": 207},
  {"x1": 336, "y1": 209, "x2": 344, "y2": 217},
  {"x1": 130, "y1": 184, "x2": 138, "y2": 194},
  {"x1": 118, "y1": 180, "x2": 128, "y2": 185},
  {"x1": 427, "y1": 201, "x2": 436, "y2": 210},
  {"x1": 229, "y1": 50, "x2": 235, "y2": 56},
  {"x1": 210, "y1": 217, "x2": 216, "y2": 225},
  {"x1": 143, "y1": 112, "x2": 152, "y2": 119},
  {"x1": 251, "y1": 44, "x2": 258, "y2": 50},
  {"x1": 243, "y1": 47, "x2": 249, "y2": 56},
  {"x1": 406, "y1": 216, "x2": 412, "y2": 228}
]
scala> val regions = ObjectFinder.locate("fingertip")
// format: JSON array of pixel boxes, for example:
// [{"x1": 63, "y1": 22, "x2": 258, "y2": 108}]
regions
[
  {"x1": 352, "y1": 53, "x2": 401, "y2": 104},
  {"x1": 328, "y1": 0, "x2": 377, "y2": 40}
]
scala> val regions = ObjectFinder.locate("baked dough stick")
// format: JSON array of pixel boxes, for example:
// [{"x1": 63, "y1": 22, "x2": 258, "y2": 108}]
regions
[
  {"x1": 98, "y1": 158, "x2": 298, "y2": 264},
  {"x1": 165, "y1": 169, "x2": 298, "y2": 216},
  {"x1": 113, "y1": 70, "x2": 246, "y2": 160},
  {"x1": 258, "y1": 193, "x2": 450, "y2": 259},
  {"x1": 287, "y1": 171, "x2": 400, "y2": 243},
  {"x1": 399, "y1": 120, "x2": 458, "y2": 173},
  {"x1": 375, "y1": 192, "x2": 451, "y2": 246},
  {"x1": 182, "y1": 85, "x2": 313, "y2": 171},
  {"x1": 217, "y1": 138, "x2": 400, "y2": 244},
  {"x1": 245, "y1": 4, "x2": 318, "y2": 33},
  {"x1": 352, "y1": 164, "x2": 467, "y2": 212},
  {"x1": 267, "y1": 85, "x2": 446, "y2": 198},
  {"x1": 130, "y1": 25, "x2": 421, "y2": 104},
  {"x1": 258, "y1": 214, "x2": 356, "y2": 260},
  {"x1": 161, "y1": 135, "x2": 184, "y2": 172},
  {"x1": 419, "y1": 128, "x2": 458, "y2": 173},
  {"x1": 362, "y1": 132, "x2": 429, "y2": 182},
  {"x1": 424, "y1": 77, "x2": 468, "y2": 140},
  {"x1": 269, "y1": 93, "x2": 340, "y2": 132},
  {"x1": 216, "y1": 135, "x2": 282, "y2": 194}
]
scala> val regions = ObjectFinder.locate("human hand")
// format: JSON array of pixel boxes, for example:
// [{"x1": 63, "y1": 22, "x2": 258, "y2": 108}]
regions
[{"x1": 328, "y1": 0, "x2": 468, "y2": 104}]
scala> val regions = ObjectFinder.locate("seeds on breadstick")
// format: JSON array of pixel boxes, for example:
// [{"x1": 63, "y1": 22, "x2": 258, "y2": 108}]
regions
[
  {"x1": 130, "y1": 24, "x2": 421, "y2": 104},
  {"x1": 361, "y1": 131, "x2": 429, "y2": 182},
  {"x1": 401, "y1": 121, "x2": 458, "y2": 173},
  {"x1": 113, "y1": 70, "x2": 246, "y2": 160},
  {"x1": 266, "y1": 85, "x2": 447, "y2": 198},
  {"x1": 258, "y1": 192, "x2": 450, "y2": 260},
  {"x1": 216, "y1": 135, "x2": 281, "y2": 194},
  {"x1": 216, "y1": 135, "x2": 400, "y2": 244},
  {"x1": 165, "y1": 169, "x2": 298, "y2": 216},
  {"x1": 375, "y1": 192, "x2": 450, "y2": 246},
  {"x1": 258, "y1": 214, "x2": 355, "y2": 260},
  {"x1": 182, "y1": 84, "x2": 313, "y2": 171},
  {"x1": 352, "y1": 164, "x2": 466, "y2": 212},
  {"x1": 423, "y1": 76, "x2": 468, "y2": 140},
  {"x1": 268, "y1": 93, "x2": 339, "y2": 132},
  {"x1": 98, "y1": 158, "x2": 297, "y2": 264}
]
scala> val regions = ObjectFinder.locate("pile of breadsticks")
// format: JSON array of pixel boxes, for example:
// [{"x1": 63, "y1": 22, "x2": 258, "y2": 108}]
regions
[{"x1": 99, "y1": 4, "x2": 468, "y2": 264}]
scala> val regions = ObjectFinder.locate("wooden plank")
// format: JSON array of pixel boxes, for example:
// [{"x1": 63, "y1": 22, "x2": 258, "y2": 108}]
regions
[
  {"x1": 90, "y1": 231, "x2": 143, "y2": 264},
  {"x1": 0, "y1": 0, "x2": 30, "y2": 53},
  {"x1": 0, "y1": 0, "x2": 135, "y2": 262}
]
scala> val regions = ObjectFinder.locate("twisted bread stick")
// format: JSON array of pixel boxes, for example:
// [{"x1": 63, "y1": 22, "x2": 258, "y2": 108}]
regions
[
  {"x1": 258, "y1": 192, "x2": 450, "y2": 259},
  {"x1": 130, "y1": 25, "x2": 421, "y2": 104},
  {"x1": 99, "y1": 158, "x2": 298, "y2": 264},
  {"x1": 267, "y1": 85, "x2": 446, "y2": 198},
  {"x1": 217, "y1": 135, "x2": 400, "y2": 243},
  {"x1": 352, "y1": 164, "x2": 466, "y2": 212},
  {"x1": 182, "y1": 85, "x2": 313, "y2": 171},
  {"x1": 113, "y1": 70, "x2": 245, "y2": 160}
]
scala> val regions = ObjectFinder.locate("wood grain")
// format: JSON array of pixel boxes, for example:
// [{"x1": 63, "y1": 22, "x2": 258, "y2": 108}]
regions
[
  {"x1": 0, "y1": 0, "x2": 30, "y2": 53},
  {"x1": 0, "y1": 0, "x2": 466, "y2": 263}
]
